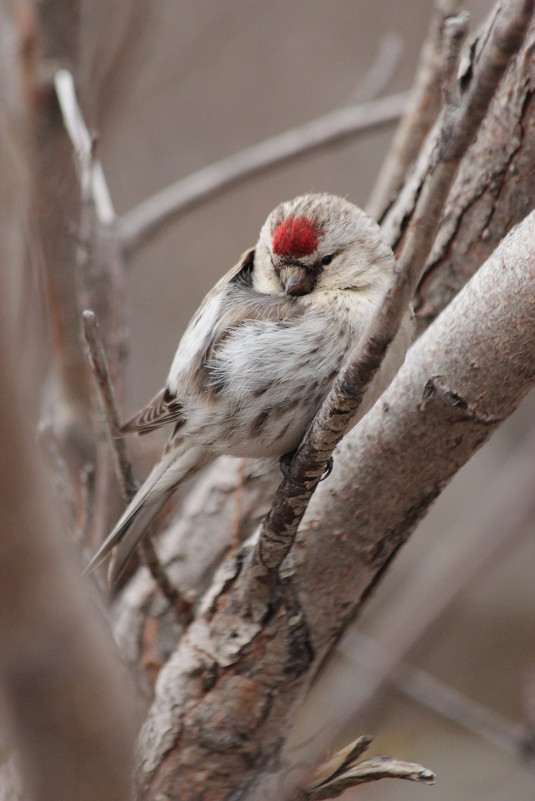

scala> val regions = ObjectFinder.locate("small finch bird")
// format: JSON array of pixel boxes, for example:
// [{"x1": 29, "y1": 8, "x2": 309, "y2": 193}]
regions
[{"x1": 87, "y1": 193, "x2": 414, "y2": 580}]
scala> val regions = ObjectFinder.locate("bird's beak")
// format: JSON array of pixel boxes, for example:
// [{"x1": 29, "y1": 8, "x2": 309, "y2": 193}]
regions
[{"x1": 282, "y1": 265, "x2": 317, "y2": 297}]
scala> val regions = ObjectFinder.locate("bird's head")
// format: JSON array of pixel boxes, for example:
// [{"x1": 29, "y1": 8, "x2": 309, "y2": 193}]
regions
[{"x1": 253, "y1": 193, "x2": 394, "y2": 297}]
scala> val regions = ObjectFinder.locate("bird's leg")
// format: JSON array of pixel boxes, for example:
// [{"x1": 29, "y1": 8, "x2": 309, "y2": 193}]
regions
[{"x1": 279, "y1": 451, "x2": 333, "y2": 487}]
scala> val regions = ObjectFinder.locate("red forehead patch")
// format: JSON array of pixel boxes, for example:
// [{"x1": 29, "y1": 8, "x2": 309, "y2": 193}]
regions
[{"x1": 272, "y1": 215, "x2": 318, "y2": 257}]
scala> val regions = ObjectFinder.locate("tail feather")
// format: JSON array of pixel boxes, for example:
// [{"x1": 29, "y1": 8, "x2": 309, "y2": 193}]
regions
[
  {"x1": 108, "y1": 491, "x2": 173, "y2": 583},
  {"x1": 84, "y1": 444, "x2": 211, "y2": 581}
]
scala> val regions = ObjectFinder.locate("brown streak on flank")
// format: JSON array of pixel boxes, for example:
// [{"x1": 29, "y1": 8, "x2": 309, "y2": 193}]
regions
[{"x1": 251, "y1": 408, "x2": 271, "y2": 436}]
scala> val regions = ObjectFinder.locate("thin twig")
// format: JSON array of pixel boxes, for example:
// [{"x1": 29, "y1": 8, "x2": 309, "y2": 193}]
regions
[
  {"x1": 82, "y1": 310, "x2": 191, "y2": 620},
  {"x1": 117, "y1": 92, "x2": 408, "y2": 254},
  {"x1": 367, "y1": 0, "x2": 465, "y2": 222},
  {"x1": 54, "y1": 69, "x2": 115, "y2": 224},
  {"x1": 297, "y1": 735, "x2": 434, "y2": 800},
  {"x1": 82, "y1": 311, "x2": 136, "y2": 499},
  {"x1": 348, "y1": 632, "x2": 534, "y2": 760},
  {"x1": 351, "y1": 32, "x2": 404, "y2": 104},
  {"x1": 247, "y1": 0, "x2": 532, "y2": 584}
]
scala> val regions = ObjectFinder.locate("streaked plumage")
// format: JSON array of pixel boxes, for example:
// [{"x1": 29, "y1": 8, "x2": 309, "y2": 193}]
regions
[{"x1": 87, "y1": 193, "x2": 414, "y2": 581}]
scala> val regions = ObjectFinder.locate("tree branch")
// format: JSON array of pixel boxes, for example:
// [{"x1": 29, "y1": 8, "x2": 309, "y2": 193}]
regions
[
  {"x1": 300, "y1": 421, "x2": 535, "y2": 766},
  {"x1": 82, "y1": 310, "x2": 191, "y2": 619},
  {"x1": 299, "y1": 735, "x2": 434, "y2": 800},
  {"x1": 117, "y1": 91, "x2": 408, "y2": 254},
  {"x1": 345, "y1": 633, "x2": 533, "y2": 759},
  {"x1": 414, "y1": 11, "x2": 535, "y2": 330},
  {"x1": 367, "y1": 0, "x2": 465, "y2": 221},
  {"x1": 247, "y1": 0, "x2": 532, "y2": 586},
  {"x1": 135, "y1": 204, "x2": 535, "y2": 800},
  {"x1": 54, "y1": 69, "x2": 115, "y2": 225}
]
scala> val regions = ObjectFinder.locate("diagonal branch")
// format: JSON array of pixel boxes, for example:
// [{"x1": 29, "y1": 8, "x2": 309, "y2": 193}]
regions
[
  {"x1": 82, "y1": 310, "x2": 136, "y2": 500},
  {"x1": 248, "y1": 0, "x2": 532, "y2": 584},
  {"x1": 82, "y1": 310, "x2": 191, "y2": 620},
  {"x1": 136, "y1": 204, "x2": 535, "y2": 801},
  {"x1": 301, "y1": 421, "x2": 535, "y2": 768},
  {"x1": 117, "y1": 92, "x2": 408, "y2": 254},
  {"x1": 344, "y1": 633, "x2": 534, "y2": 759}
]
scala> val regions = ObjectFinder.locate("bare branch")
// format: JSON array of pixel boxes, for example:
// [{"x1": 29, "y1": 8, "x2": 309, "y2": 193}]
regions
[
  {"x1": 117, "y1": 92, "x2": 408, "y2": 254},
  {"x1": 136, "y1": 207, "x2": 535, "y2": 799},
  {"x1": 82, "y1": 310, "x2": 136, "y2": 500},
  {"x1": 248, "y1": 0, "x2": 531, "y2": 583},
  {"x1": 351, "y1": 33, "x2": 403, "y2": 104},
  {"x1": 299, "y1": 735, "x2": 434, "y2": 800},
  {"x1": 295, "y1": 419, "x2": 535, "y2": 775},
  {"x1": 367, "y1": 0, "x2": 465, "y2": 221},
  {"x1": 82, "y1": 310, "x2": 189, "y2": 618},
  {"x1": 347, "y1": 633, "x2": 532, "y2": 758},
  {"x1": 441, "y1": 11, "x2": 470, "y2": 107},
  {"x1": 54, "y1": 70, "x2": 115, "y2": 225},
  {"x1": 415, "y1": 12, "x2": 535, "y2": 329}
]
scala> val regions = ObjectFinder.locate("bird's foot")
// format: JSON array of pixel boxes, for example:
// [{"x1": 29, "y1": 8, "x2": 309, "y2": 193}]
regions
[{"x1": 279, "y1": 452, "x2": 333, "y2": 488}]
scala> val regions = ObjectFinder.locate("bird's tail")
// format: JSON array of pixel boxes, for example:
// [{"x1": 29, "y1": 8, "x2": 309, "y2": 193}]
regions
[{"x1": 84, "y1": 444, "x2": 210, "y2": 583}]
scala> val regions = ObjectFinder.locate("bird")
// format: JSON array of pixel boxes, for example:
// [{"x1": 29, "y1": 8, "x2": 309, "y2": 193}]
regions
[{"x1": 86, "y1": 193, "x2": 414, "y2": 581}]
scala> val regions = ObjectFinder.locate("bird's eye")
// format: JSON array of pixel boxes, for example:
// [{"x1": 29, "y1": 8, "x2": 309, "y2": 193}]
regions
[{"x1": 321, "y1": 254, "x2": 334, "y2": 266}]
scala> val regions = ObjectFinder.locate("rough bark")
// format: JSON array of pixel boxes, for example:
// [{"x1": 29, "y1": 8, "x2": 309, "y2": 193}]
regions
[
  {"x1": 408, "y1": 14, "x2": 535, "y2": 331},
  {"x1": 135, "y1": 210, "x2": 535, "y2": 800}
]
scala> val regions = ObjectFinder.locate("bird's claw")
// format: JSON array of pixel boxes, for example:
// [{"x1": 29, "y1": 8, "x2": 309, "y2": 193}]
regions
[
  {"x1": 321, "y1": 456, "x2": 334, "y2": 481},
  {"x1": 279, "y1": 453, "x2": 334, "y2": 487}
]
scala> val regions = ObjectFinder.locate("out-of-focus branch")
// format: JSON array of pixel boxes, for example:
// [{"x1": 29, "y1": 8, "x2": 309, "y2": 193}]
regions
[
  {"x1": 50, "y1": 68, "x2": 130, "y2": 547},
  {"x1": 15, "y1": 1, "x2": 92, "y2": 484},
  {"x1": 367, "y1": 0, "x2": 465, "y2": 221},
  {"x1": 0, "y1": 277, "x2": 135, "y2": 801},
  {"x1": 351, "y1": 33, "x2": 404, "y2": 104},
  {"x1": 117, "y1": 91, "x2": 408, "y2": 254},
  {"x1": 249, "y1": 0, "x2": 532, "y2": 584},
  {"x1": 347, "y1": 633, "x2": 534, "y2": 759},
  {"x1": 54, "y1": 69, "x2": 115, "y2": 224}
]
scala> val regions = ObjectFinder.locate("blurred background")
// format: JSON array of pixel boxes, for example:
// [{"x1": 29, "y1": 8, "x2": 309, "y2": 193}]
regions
[{"x1": 5, "y1": 0, "x2": 535, "y2": 798}]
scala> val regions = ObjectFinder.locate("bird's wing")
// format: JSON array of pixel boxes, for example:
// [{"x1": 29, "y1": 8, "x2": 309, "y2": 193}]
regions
[
  {"x1": 121, "y1": 387, "x2": 185, "y2": 435},
  {"x1": 122, "y1": 250, "x2": 256, "y2": 436}
]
